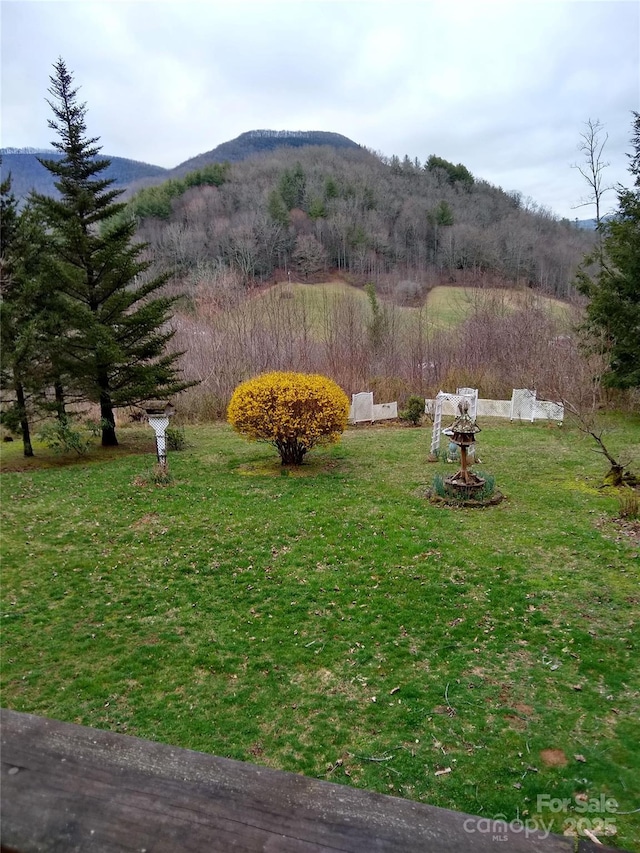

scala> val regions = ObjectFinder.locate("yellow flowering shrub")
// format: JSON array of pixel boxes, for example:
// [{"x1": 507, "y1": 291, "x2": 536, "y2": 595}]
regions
[{"x1": 227, "y1": 371, "x2": 350, "y2": 464}]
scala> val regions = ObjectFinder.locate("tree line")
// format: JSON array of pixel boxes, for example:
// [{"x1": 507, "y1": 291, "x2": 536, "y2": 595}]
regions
[{"x1": 576, "y1": 112, "x2": 640, "y2": 391}]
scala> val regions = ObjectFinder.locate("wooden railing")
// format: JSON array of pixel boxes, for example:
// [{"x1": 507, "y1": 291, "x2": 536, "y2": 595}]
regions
[{"x1": 0, "y1": 708, "x2": 622, "y2": 852}]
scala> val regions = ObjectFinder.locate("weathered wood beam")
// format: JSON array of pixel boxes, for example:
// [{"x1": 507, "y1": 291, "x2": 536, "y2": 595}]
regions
[{"x1": 0, "y1": 708, "x2": 623, "y2": 853}]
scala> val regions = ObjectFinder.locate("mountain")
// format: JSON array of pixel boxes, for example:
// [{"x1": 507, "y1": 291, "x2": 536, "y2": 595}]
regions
[
  {"x1": 0, "y1": 149, "x2": 169, "y2": 202},
  {"x1": 0, "y1": 131, "x2": 362, "y2": 202},
  {"x1": 169, "y1": 130, "x2": 361, "y2": 177},
  {"x1": 131, "y1": 142, "x2": 595, "y2": 300},
  {"x1": 1, "y1": 132, "x2": 595, "y2": 300},
  {"x1": 573, "y1": 214, "x2": 614, "y2": 231}
]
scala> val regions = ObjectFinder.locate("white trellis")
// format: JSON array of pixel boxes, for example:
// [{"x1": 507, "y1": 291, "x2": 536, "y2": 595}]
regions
[
  {"x1": 510, "y1": 388, "x2": 536, "y2": 422},
  {"x1": 429, "y1": 388, "x2": 478, "y2": 456}
]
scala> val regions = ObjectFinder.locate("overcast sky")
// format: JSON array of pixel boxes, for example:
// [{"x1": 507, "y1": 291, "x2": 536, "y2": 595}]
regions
[{"x1": 1, "y1": 0, "x2": 638, "y2": 219}]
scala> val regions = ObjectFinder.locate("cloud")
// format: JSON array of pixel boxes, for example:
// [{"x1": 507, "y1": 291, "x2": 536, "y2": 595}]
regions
[{"x1": 1, "y1": 0, "x2": 638, "y2": 218}]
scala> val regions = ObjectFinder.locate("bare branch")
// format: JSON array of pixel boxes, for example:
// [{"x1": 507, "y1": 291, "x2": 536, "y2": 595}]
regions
[{"x1": 571, "y1": 118, "x2": 614, "y2": 225}]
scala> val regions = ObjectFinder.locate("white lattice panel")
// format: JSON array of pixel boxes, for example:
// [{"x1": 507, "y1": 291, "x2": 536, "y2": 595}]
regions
[
  {"x1": 533, "y1": 400, "x2": 564, "y2": 422},
  {"x1": 510, "y1": 389, "x2": 536, "y2": 422},
  {"x1": 350, "y1": 392, "x2": 374, "y2": 423}
]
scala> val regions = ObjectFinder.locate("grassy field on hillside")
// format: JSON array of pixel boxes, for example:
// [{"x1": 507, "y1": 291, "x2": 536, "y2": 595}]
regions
[
  {"x1": 257, "y1": 281, "x2": 573, "y2": 335},
  {"x1": 1, "y1": 416, "x2": 638, "y2": 847},
  {"x1": 423, "y1": 285, "x2": 572, "y2": 329}
]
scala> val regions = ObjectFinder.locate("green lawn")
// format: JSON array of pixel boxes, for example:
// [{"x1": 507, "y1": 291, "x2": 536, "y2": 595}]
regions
[
  {"x1": 253, "y1": 281, "x2": 573, "y2": 336},
  {"x1": 1, "y1": 417, "x2": 638, "y2": 847}
]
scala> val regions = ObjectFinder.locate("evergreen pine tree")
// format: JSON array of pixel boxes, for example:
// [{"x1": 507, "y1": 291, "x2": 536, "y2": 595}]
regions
[
  {"x1": 577, "y1": 112, "x2": 640, "y2": 389},
  {"x1": 33, "y1": 58, "x2": 190, "y2": 446},
  {"x1": 1, "y1": 173, "x2": 74, "y2": 455},
  {"x1": 0, "y1": 168, "x2": 19, "y2": 263},
  {"x1": 0, "y1": 169, "x2": 34, "y2": 456}
]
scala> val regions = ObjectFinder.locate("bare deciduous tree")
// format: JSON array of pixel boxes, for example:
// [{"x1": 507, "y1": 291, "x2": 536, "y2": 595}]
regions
[{"x1": 572, "y1": 118, "x2": 612, "y2": 230}]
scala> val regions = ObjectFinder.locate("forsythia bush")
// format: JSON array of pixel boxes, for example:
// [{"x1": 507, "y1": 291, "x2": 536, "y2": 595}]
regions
[{"x1": 227, "y1": 371, "x2": 350, "y2": 465}]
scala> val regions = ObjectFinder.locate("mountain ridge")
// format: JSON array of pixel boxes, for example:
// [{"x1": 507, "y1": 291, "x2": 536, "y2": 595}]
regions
[
  {"x1": 171, "y1": 129, "x2": 360, "y2": 176},
  {"x1": 1, "y1": 131, "x2": 597, "y2": 303},
  {"x1": 0, "y1": 149, "x2": 169, "y2": 202},
  {"x1": 1, "y1": 132, "x2": 596, "y2": 230},
  {"x1": 0, "y1": 130, "x2": 362, "y2": 200}
]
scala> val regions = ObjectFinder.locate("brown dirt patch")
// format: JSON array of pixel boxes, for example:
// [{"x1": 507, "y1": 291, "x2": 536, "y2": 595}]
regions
[
  {"x1": 612, "y1": 518, "x2": 640, "y2": 549},
  {"x1": 1, "y1": 430, "x2": 154, "y2": 473},
  {"x1": 131, "y1": 512, "x2": 160, "y2": 529},
  {"x1": 540, "y1": 748, "x2": 568, "y2": 767}
]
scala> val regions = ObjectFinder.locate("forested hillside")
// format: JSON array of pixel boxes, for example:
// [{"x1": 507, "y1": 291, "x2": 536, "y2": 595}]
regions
[
  {"x1": 110, "y1": 142, "x2": 603, "y2": 420},
  {"x1": 3, "y1": 134, "x2": 593, "y2": 300},
  {"x1": 2, "y1": 132, "x2": 603, "y2": 427},
  {"x1": 133, "y1": 143, "x2": 594, "y2": 299}
]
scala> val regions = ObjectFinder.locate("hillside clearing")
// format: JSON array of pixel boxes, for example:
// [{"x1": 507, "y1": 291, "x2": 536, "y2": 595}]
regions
[{"x1": 242, "y1": 280, "x2": 574, "y2": 334}]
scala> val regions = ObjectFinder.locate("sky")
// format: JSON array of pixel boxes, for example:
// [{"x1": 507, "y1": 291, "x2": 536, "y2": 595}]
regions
[{"x1": 1, "y1": 0, "x2": 638, "y2": 220}]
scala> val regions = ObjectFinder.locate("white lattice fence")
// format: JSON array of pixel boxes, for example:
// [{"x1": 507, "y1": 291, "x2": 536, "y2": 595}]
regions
[
  {"x1": 477, "y1": 399, "x2": 511, "y2": 418},
  {"x1": 349, "y1": 393, "x2": 397, "y2": 423},
  {"x1": 426, "y1": 393, "x2": 563, "y2": 424},
  {"x1": 532, "y1": 400, "x2": 565, "y2": 421},
  {"x1": 373, "y1": 402, "x2": 398, "y2": 420},
  {"x1": 427, "y1": 389, "x2": 563, "y2": 456}
]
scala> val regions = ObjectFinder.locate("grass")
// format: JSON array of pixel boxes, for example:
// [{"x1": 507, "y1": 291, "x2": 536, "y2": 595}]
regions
[
  {"x1": 424, "y1": 285, "x2": 572, "y2": 329},
  {"x1": 1, "y1": 416, "x2": 639, "y2": 848},
  {"x1": 253, "y1": 281, "x2": 573, "y2": 337}
]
